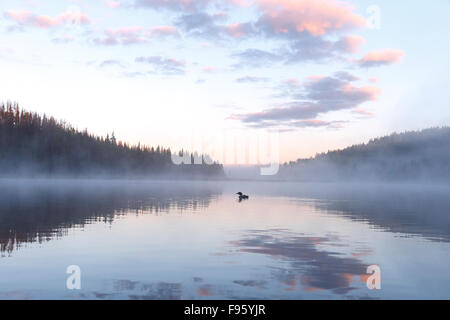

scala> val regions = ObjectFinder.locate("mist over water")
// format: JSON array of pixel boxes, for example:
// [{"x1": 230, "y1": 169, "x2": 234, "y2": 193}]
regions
[{"x1": 1, "y1": 179, "x2": 449, "y2": 299}]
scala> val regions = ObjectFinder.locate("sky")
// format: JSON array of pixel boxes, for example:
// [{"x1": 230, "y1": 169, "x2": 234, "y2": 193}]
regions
[{"x1": 0, "y1": 0, "x2": 449, "y2": 164}]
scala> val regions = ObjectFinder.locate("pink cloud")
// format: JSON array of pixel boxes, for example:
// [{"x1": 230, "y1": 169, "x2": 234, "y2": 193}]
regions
[
  {"x1": 254, "y1": 0, "x2": 367, "y2": 36},
  {"x1": 224, "y1": 1, "x2": 368, "y2": 63},
  {"x1": 285, "y1": 78, "x2": 300, "y2": 87},
  {"x1": 203, "y1": 66, "x2": 219, "y2": 73},
  {"x1": 337, "y1": 35, "x2": 365, "y2": 53},
  {"x1": 230, "y1": 0, "x2": 252, "y2": 6},
  {"x1": 357, "y1": 49, "x2": 405, "y2": 68},
  {"x1": 353, "y1": 108, "x2": 375, "y2": 118},
  {"x1": 148, "y1": 25, "x2": 179, "y2": 37},
  {"x1": 105, "y1": 0, "x2": 121, "y2": 8},
  {"x1": 4, "y1": 10, "x2": 30, "y2": 23},
  {"x1": 106, "y1": 26, "x2": 146, "y2": 44},
  {"x1": 4, "y1": 9, "x2": 90, "y2": 29},
  {"x1": 307, "y1": 75, "x2": 325, "y2": 81},
  {"x1": 230, "y1": 73, "x2": 380, "y2": 130},
  {"x1": 33, "y1": 15, "x2": 58, "y2": 28},
  {"x1": 225, "y1": 23, "x2": 254, "y2": 38},
  {"x1": 161, "y1": 0, "x2": 368, "y2": 64},
  {"x1": 342, "y1": 84, "x2": 381, "y2": 101}
]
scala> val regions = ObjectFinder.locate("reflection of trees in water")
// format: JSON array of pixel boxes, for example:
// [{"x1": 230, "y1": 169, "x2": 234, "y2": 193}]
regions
[
  {"x1": 242, "y1": 182, "x2": 450, "y2": 243},
  {"x1": 308, "y1": 186, "x2": 450, "y2": 243},
  {"x1": 112, "y1": 280, "x2": 183, "y2": 300},
  {"x1": 66, "y1": 280, "x2": 184, "y2": 300},
  {"x1": 0, "y1": 181, "x2": 221, "y2": 254}
]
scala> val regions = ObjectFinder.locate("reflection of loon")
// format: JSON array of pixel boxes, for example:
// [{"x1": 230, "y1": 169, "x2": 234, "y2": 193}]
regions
[{"x1": 236, "y1": 192, "x2": 249, "y2": 201}]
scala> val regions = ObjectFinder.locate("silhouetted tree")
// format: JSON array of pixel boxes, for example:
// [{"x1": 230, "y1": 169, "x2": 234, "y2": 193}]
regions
[
  {"x1": 281, "y1": 127, "x2": 450, "y2": 182},
  {"x1": 0, "y1": 102, "x2": 224, "y2": 178}
]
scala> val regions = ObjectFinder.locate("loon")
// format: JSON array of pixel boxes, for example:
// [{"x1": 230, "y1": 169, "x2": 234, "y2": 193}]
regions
[{"x1": 236, "y1": 192, "x2": 249, "y2": 201}]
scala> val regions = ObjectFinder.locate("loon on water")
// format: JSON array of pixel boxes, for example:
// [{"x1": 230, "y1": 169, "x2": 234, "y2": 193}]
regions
[{"x1": 236, "y1": 192, "x2": 249, "y2": 201}]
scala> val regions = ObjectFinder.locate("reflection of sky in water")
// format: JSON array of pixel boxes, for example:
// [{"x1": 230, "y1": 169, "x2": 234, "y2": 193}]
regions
[{"x1": 0, "y1": 180, "x2": 450, "y2": 299}]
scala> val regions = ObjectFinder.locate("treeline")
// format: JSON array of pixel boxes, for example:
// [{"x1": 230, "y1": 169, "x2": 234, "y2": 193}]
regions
[
  {"x1": 280, "y1": 127, "x2": 450, "y2": 182},
  {"x1": 0, "y1": 102, "x2": 224, "y2": 178}
]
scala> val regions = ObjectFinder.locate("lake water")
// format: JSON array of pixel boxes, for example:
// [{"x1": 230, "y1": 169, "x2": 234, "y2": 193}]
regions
[{"x1": 1, "y1": 179, "x2": 450, "y2": 299}]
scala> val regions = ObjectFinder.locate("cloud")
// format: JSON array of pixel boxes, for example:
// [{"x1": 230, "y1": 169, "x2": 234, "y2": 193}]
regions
[
  {"x1": 352, "y1": 108, "x2": 375, "y2": 118},
  {"x1": 270, "y1": 78, "x2": 301, "y2": 99},
  {"x1": 94, "y1": 26, "x2": 146, "y2": 45},
  {"x1": 294, "y1": 119, "x2": 348, "y2": 129},
  {"x1": 105, "y1": 0, "x2": 122, "y2": 8},
  {"x1": 334, "y1": 35, "x2": 365, "y2": 53},
  {"x1": 132, "y1": 0, "x2": 371, "y2": 65},
  {"x1": 284, "y1": 34, "x2": 365, "y2": 63},
  {"x1": 4, "y1": 10, "x2": 29, "y2": 24},
  {"x1": 300, "y1": 75, "x2": 380, "y2": 107},
  {"x1": 135, "y1": 56, "x2": 186, "y2": 75},
  {"x1": 356, "y1": 49, "x2": 405, "y2": 68},
  {"x1": 51, "y1": 36, "x2": 75, "y2": 44},
  {"x1": 333, "y1": 71, "x2": 360, "y2": 82},
  {"x1": 134, "y1": 0, "x2": 211, "y2": 12},
  {"x1": 174, "y1": 12, "x2": 233, "y2": 39},
  {"x1": 225, "y1": 22, "x2": 255, "y2": 38},
  {"x1": 131, "y1": 0, "x2": 387, "y2": 66},
  {"x1": 93, "y1": 25, "x2": 179, "y2": 45},
  {"x1": 232, "y1": 48, "x2": 281, "y2": 67},
  {"x1": 149, "y1": 25, "x2": 179, "y2": 36},
  {"x1": 4, "y1": 9, "x2": 90, "y2": 29},
  {"x1": 202, "y1": 66, "x2": 219, "y2": 73},
  {"x1": 169, "y1": 0, "x2": 368, "y2": 64},
  {"x1": 232, "y1": 34, "x2": 365, "y2": 66},
  {"x1": 236, "y1": 76, "x2": 269, "y2": 83},
  {"x1": 246, "y1": 119, "x2": 347, "y2": 129},
  {"x1": 99, "y1": 60, "x2": 125, "y2": 68},
  {"x1": 253, "y1": 0, "x2": 367, "y2": 37},
  {"x1": 284, "y1": 78, "x2": 300, "y2": 87},
  {"x1": 121, "y1": 71, "x2": 148, "y2": 78},
  {"x1": 229, "y1": 72, "x2": 380, "y2": 129},
  {"x1": 175, "y1": 12, "x2": 219, "y2": 30}
]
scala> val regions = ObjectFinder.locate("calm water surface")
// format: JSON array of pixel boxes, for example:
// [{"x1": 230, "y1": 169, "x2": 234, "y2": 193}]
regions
[{"x1": 1, "y1": 179, "x2": 450, "y2": 299}]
